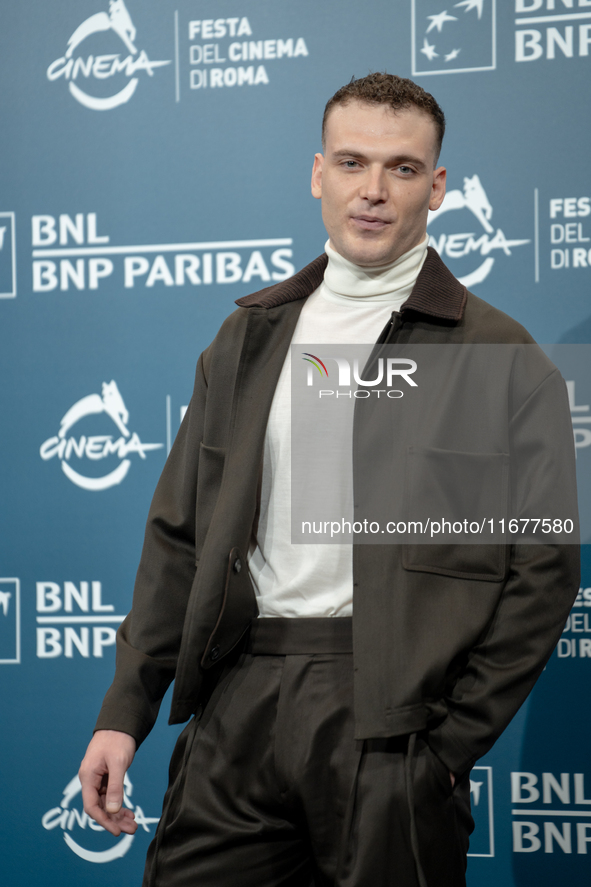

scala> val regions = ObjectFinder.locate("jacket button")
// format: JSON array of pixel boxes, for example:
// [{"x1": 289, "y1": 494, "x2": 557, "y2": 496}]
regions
[
  {"x1": 233, "y1": 558, "x2": 242, "y2": 573},
  {"x1": 209, "y1": 645, "x2": 220, "y2": 661}
]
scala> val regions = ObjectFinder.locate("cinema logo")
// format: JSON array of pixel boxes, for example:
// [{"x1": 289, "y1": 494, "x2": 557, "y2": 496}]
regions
[
  {"x1": 512, "y1": 770, "x2": 591, "y2": 854},
  {"x1": 428, "y1": 174, "x2": 530, "y2": 287},
  {"x1": 47, "y1": 0, "x2": 170, "y2": 110},
  {"x1": 40, "y1": 381, "x2": 163, "y2": 491},
  {"x1": 42, "y1": 772, "x2": 158, "y2": 863},
  {"x1": 302, "y1": 353, "x2": 418, "y2": 399}
]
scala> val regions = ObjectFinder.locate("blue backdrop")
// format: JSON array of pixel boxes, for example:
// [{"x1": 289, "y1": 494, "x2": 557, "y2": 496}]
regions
[{"x1": 1, "y1": 1, "x2": 590, "y2": 883}]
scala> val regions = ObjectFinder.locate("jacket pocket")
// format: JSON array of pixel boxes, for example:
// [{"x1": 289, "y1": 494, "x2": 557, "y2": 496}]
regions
[
  {"x1": 195, "y1": 443, "x2": 226, "y2": 560},
  {"x1": 402, "y1": 447, "x2": 509, "y2": 582}
]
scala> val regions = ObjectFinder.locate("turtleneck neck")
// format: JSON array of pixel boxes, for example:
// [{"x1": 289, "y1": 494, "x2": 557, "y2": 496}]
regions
[{"x1": 321, "y1": 235, "x2": 428, "y2": 306}]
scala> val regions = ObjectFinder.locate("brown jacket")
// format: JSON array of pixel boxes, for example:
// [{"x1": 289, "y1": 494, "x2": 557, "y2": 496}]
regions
[{"x1": 96, "y1": 248, "x2": 579, "y2": 777}]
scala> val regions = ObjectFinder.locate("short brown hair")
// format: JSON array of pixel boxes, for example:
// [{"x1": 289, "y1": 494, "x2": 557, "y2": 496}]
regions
[{"x1": 322, "y1": 72, "x2": 446, "y2": 161}]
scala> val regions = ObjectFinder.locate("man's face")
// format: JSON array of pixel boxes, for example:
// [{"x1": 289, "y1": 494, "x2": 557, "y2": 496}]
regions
[{"x1": 311, "y1": 101, "x2": 446, "y2": 266}]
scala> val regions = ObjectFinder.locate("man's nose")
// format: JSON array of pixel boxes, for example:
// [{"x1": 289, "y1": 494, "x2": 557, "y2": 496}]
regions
[{"x1": 360, "y1": 167, "x2": 387, "y2": 203}]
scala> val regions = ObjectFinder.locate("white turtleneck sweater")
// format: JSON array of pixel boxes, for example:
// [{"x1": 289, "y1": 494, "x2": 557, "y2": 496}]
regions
[{"x1": 248, "y1": 236, "x2": 428, "y2": 617}]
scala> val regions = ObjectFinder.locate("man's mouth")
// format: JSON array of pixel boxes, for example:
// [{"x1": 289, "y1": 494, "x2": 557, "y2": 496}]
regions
[{"x1": 351, "y1": 216, "x2": 390, "y2": 231}]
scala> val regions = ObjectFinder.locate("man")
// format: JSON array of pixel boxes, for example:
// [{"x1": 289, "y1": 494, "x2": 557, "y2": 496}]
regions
[{"x1": 79, "y1": 74, "x2": 579, "y2": 886}]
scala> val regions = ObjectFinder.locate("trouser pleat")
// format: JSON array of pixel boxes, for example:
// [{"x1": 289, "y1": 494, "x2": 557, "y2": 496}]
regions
[{"x1": 144, "y1": 634, "x2": 472, "y2": 887}]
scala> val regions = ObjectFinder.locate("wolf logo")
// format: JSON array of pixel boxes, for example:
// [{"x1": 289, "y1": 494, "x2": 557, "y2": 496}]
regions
[
  {"x1": 58, "y1": 380, "x2": 130, "y2": 440},
  {"x1": 66, "y1": 1, "x2": 137, "y2": 59},
  {"x1": 429, "y1": 174, "x2": 494, "y2": 233},
  {"x1": 0, "y1": 591, "x2": 10, "y2": 616}
]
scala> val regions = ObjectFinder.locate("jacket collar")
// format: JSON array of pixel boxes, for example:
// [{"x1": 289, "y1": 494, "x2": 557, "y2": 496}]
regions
[{"x1": 235, "y1": 246, "x2": 467, "y2": 322}]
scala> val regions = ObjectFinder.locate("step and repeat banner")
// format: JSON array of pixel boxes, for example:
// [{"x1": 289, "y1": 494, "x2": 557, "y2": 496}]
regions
[{"x1": 1, "y1": 1, "x2": 590, "y2": 885}]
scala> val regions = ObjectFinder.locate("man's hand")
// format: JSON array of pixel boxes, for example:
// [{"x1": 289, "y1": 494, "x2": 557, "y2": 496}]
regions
[
  {"x1": 79, "y1": 730, "x2": 138, "y2": 836},
  {"x1": 450, "y1": 771, "x2": 456, "y2": 788}
]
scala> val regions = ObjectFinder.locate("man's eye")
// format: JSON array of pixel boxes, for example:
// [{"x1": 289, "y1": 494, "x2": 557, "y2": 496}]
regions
[
  {"x1": 343, "y1": 160, "x2": 359, "y2": 168},
  {"x1": 398, "y1": 166, "x2": 413, "y2": 174}
]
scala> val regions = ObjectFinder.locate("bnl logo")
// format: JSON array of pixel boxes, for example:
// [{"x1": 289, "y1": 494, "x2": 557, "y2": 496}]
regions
[
  {"x1": 411, "y1": 0, "x2": 496, "y2": 76},
  {"x1": 0, "y1": 579, "x2": 21, "y2": 664},
  {"x1": 468, "y1": 766, "x2": 495, "y2": 857},
  {"x1": 0, "y1": 212, "x2": 16, "y2": 298}
]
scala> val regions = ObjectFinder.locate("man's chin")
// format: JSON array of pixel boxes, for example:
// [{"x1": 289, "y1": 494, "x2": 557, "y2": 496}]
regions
[
  {"x1": 333, "y1": 229, "x2": 427, "y2": 267},
  {"x1": 337, "y1": 243, "x2": 398, "y2": 268}
]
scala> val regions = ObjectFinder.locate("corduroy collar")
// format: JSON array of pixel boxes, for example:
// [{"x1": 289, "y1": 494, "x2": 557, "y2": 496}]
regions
[{"x1": 235, "y1": 246, "x2": 467, "y2": 322}]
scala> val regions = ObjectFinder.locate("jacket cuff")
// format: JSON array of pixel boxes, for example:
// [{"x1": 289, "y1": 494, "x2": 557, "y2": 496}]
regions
[
  {"x1": 426, "y1": 720, "x2": 478, "y2": 779},
  {"x1": 93, "y1": 703, "x2": 154, "y2": 748}
]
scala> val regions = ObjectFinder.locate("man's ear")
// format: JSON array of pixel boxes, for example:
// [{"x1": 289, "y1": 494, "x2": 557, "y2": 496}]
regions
[
  {"x1": 311, "y1": 153, "x2": 324, "y2": 200},
  {"x1": 429, "y1": 165, "x2": 446, "y2": 212}
]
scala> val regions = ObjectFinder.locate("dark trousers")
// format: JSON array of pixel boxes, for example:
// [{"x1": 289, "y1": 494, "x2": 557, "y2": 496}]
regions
[{"x1": 144, "y1": 619, "x2": 473, "y2": 887}]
